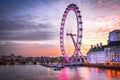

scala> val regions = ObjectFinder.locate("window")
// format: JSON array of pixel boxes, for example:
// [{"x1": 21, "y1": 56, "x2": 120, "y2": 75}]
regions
[
  {"x1": 112, "y1": 55, "x2": 114, "y2": 58},
  {"x1": 117, "y1": 55, "x2": 119, "y2": 58}
]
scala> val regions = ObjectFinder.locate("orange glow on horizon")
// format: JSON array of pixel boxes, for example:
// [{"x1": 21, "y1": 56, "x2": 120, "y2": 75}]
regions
[{"x1": 5, "y1": 41, "x2": 90, "y2": 56}]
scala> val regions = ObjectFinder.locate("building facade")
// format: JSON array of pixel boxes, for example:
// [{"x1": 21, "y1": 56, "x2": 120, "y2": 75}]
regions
[
  {"x1": 87, "y1": 30, "x2": 120, "y2": 63},
  {"x1": 109, "y1": 30, "x2": 120, "y2": 42}
]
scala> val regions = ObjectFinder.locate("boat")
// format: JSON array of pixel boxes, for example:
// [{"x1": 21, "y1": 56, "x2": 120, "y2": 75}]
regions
[
  {"x1": 52, "y1": 63, "x2": 64, "y2": 71},
  {"x1": 53, "y1": 67, "x2": 61, "y2": 71}
]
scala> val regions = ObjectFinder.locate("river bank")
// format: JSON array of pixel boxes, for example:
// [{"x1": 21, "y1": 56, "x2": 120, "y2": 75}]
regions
[
  {"x1": 41, "y1": 62, "x2": 120, "y2": 70},
  {"x1": 81, "y1": 63, "x2": 120, "y2": 70}
]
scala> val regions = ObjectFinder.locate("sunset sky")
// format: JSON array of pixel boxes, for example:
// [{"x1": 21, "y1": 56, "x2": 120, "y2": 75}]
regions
[{"x1": 0, "y1": 0, "x2": 120, "y2": 56}]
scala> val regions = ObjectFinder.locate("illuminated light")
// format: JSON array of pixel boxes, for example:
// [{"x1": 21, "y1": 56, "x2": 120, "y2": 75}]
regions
[
  {"x1": 106, "y1": 70, "x2": 117, "y2": 77},
  {"x1": 117, "y1": 71, "x2": 120, "y2": 77},
  {"x1": 112, "y1": 70, "x2": 115, "y2": 76},
  {"x1": 107, "y1": 70, "x2": 112, "y2": 77},
  {"x1": 47, "y1": 67, "x2": 50, "y2": 72},
  {"x1": 95, "y1": 68, "x2": 99, "y2": 73}
]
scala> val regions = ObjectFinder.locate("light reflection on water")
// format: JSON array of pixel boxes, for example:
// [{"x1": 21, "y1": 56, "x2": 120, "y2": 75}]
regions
[{"x1": 0, "y1": 65, "x2": 120, "y2": 80}]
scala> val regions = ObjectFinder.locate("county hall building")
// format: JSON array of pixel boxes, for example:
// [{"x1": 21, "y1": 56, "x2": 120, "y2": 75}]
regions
[{"x1": 87, "y1": 30, "x2": 120, "y2": 63}]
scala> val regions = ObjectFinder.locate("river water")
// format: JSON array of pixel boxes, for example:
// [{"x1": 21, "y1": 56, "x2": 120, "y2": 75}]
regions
[{"x1": 0, "y1": 65, "x2": 120, "y2": 80}]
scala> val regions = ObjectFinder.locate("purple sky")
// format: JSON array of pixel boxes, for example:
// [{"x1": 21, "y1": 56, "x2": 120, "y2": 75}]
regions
[{"x1": 0, "y1": 0, "x2": 120, "y2": 56}]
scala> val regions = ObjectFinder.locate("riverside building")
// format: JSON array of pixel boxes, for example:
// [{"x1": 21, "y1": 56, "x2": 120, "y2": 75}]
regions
[{"x1": 87, "y1": 30, "x2": 120, "y2": 63}]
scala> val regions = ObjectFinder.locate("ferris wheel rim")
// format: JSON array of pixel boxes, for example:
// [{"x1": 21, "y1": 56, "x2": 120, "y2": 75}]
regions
[{"x1": 60, "y1": 4, "x2": 83, "y2": 56}]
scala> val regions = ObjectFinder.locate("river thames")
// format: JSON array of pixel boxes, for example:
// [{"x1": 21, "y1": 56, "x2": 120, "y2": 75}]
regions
[{"x1": 0, "y1": 65, "x2": 120, "y2": 80}]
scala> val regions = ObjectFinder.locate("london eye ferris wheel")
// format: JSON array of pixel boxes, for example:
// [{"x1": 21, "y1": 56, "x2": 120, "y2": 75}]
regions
[{"x1": 60, "y1": 4, "x2": 83, "y2": 58}]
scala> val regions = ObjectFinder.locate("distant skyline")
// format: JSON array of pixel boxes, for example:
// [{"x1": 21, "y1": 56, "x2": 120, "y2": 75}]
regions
[{"x1": 0, "y1": 0, "x2": 120, "y2": 56}]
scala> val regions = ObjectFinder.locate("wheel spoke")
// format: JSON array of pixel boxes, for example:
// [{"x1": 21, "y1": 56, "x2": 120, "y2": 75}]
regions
[{"x1": 60, "y1": 4, "x2": 83, "y2": 60}]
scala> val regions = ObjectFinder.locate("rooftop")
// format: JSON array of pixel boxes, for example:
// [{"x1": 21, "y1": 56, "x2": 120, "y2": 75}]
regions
[
  {"x1": 109, "y1": 29, "x2": 120, "y2": 34},
  {"x1": 88, "y1": 41, "x2": 120, "y2": 52}
]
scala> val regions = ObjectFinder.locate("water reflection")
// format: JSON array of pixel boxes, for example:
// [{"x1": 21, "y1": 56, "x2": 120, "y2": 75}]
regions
[
  {"x1": 59, "y1": 67, "x2": 89, "y2": 80},
  {"x1": 59, "y1": 68, "x2": 69, "y2": 80},
  {"x1": 105, "y1": 69, "x2": 120, "y2": 77},
  {"x1": 89, "y1": 67, "x2": 120, "y2": 78},
  {"x1": 58, "y1": 67, "x2": 120, "y2": 80},
  {"x1": 70, "y1": 68, "x2": 83, "y2": 80},
  {"x1": 87, "y1": 67, "x2": 120, "y2": 80},
  {"x1": 0, "y1": 65, "x2": 120, "y2": 80}
]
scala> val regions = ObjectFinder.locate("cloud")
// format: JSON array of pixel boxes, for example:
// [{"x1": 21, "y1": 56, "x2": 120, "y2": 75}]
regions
[
  {"x1": 0, "y1": 0, "x2": 60, "y2": 42},
  {"x1": 0, "y1": 19, "x2": 56, "y2": 41}
]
